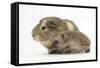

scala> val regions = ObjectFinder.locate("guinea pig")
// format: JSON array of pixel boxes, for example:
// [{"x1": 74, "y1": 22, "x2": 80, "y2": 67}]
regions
[
  {"x1": 32, "y1": 17, "x2": 90, "y2": 54},
  {"x1": 48, "y1": 31, "x2": 90, "y2": 54}
]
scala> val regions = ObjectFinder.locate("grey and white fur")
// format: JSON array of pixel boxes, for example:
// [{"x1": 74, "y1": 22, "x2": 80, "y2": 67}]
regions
[{"x1": 32, "y1": 17, "x2": 90, "y2": 54}]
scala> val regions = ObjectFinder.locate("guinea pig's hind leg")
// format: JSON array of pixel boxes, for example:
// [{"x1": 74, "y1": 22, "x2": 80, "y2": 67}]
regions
[{"x1": 61, "y1": 45, "x2": 71, "y2": 54}]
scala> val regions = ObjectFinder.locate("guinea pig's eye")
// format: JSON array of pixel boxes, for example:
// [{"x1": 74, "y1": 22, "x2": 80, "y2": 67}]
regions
[{"x1": 41, "y1": 26, "x2": 47, "y2": 30}]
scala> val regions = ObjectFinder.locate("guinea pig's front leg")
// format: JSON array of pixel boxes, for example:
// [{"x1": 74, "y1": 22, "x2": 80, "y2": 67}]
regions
[
  {"x1": 48, "y1": 40, "x2": 60, "y2": 54},
  {"x1": 48, "y1": 48, "x2": 60, "y2": 54}
]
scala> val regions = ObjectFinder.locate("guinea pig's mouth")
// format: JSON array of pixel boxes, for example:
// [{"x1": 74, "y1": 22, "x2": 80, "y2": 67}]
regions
[
  {"x1": 32, "y1": 35, "x2": 44, "y2": 42},
  {"x1": 33, "y1": 36, "x2": 39, "y2": 41}
]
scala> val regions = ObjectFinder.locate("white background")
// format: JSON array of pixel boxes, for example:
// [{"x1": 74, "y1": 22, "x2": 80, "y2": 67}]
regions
[
  {"x1": 0, "y1": 0, "x2": 100, "y2": 68},
  {"x1": 19, "y1": 4, "x2": 96, "y2": 64}
]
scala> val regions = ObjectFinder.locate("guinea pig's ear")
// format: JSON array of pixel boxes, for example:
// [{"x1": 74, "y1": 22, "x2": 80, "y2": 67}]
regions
[
  {"x1": 46, "y1": 20, "x2": 61, "y2": 28},
  {"x1": 64, "y1": 19, "x2": 79, "y2": 31}
]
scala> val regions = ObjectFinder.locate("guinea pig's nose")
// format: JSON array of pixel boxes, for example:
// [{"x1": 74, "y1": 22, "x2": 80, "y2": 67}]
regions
[{"x1": 32, "y1": 34, "x2": 35, "y2": 37}]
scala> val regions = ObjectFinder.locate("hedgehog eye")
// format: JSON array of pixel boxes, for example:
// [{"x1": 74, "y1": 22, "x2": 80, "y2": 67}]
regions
[{"x1": 41, "y1": 26, "x2": 47, "y2": 30}]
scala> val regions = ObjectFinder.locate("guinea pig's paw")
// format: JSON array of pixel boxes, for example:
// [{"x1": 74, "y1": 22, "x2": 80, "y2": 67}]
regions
[
  {"x1": 48, "y1": 49, "x2": 60, "y2": 54},
  {"x1": 85, "y1": 48, "x2": 90, "y2": 53}
]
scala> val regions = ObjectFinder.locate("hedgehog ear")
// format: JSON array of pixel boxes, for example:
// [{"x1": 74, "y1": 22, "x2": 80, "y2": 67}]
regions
[{"x1": 64, "y1": 19, "x2": 79, "y2": 31}]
